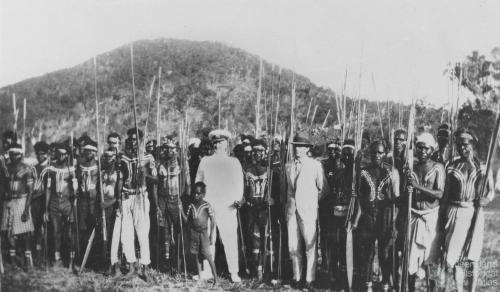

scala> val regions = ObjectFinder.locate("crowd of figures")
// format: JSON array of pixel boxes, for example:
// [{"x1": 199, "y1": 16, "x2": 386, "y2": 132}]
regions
[{"x1": 0, "y1": 122, "x2": 496, "y2": 292}]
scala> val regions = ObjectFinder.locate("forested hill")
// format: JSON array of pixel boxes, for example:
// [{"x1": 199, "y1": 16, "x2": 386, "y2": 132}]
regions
[{"x1": 0, "y1": 38, "x2": 442, "y2": 149}]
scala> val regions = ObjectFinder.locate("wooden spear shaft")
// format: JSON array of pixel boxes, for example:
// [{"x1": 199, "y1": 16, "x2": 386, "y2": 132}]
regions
[
  {"x1": 130, "y1": 43, "x2": 146, "y2": 215},
  {"x1": 274, "y1": 67, "x2": 282, "y2": 136},
  {"x1": 321, "y1": 109, "x2": 330, "y2": 129},
  {"x1": 12, "y1": 93, "x2": 18, "y2": 135},
  {"x1": 156, "y1": 67, "x2": 162, "y2": 150},
  {"x1": 142, "y1": 75, "x2": 157, "y2": 151},
  {"x1": 22, "y1": 98, "x2": 26, "y2": 155},
  {"x1": 310, "y1": 105, "x2": 318, "y2": 127},
  {"x1": 93, "y1": 56, "x2": 108, "y2": 245},
  {"x1": 305, "y1": 97, "x2": 313, "y2": 124},
  {"x1": 256, "y1": 57, "x2": 263, "y2": 136}
]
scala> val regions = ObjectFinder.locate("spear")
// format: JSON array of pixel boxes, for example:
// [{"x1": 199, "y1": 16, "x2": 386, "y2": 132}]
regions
[
  {"x1": 178, "y1": 122, "x2": 188, "y2": 280},
  {"x1": 305, "y1": 97, "x2": 313, "y2": 124},
  {"x1": 92, "y1": 55, "x2": 108, "y2": 263},
  {"x1": 70, "y1": 130, "x2": 79, "y2": 268},
  {"x1": 256, "y1": 57, "x2": 263, "y2": 136},
  {"x1": 218, "y1": 90, "x2": 221, "y2": 129},
  {"x1": 334, "y1": 93, "x2": 341, "y2": 128},
  {"x1": 12, "y1": 93, "x2": 19, "y2": 136},
  {"x1": 321, "y1": 109, "x2": 330, "y2": 129},
  {"x1": 264, "y1": 92, "x2": 268, "y2": 136},
  {"x1": 156, "y1": 67, "x2": 162, "y2": 151},
  {"x1": 387, "y1": 99, "x2": 391, "y2": 139},
  {"x1": 371, "y1": 73, "x2": 384, "y2": 139},
  {"x1": 141, "y1": 75, "x2": 157, "y2": 152},
  {"x1": 341, "y1": 68, "x2": 348, "y2": 145},
  {"x1": 310, "y1": 105, "x2": 318, "y2": 127},
  {"x1": 401, "y1": 101, "x2": 416, "y2": 292},
  {"x1": 345, "y1": 102, "x2": 366, "y2": 290},
  {"x1": 389, "y1": 127, "x2": 396, "y2": 284},
  {"x1": 269, "y1": 64, "x2": 275, "y2": 135},
  {"x1": 155, "y1": 67, "x2": 162, "y2": 269},
  {"x1": 274, "y1": 67, "x2": 282, "y2": 136},
  {"x1": 22, "y1": 98, "x2": 26, "y2": 155},
  {"x1": 130, "y1": 43, "x2": 145, "y2": 213},
  {"x1": 398, "y1": 103, "x2": 402, "y2": 129},
  {"x1": 288, "y1": 75, "x2": 296, "y2": 162},
  {"x1": 263, "y1": 78, "x2": 274, "y2": 276}
]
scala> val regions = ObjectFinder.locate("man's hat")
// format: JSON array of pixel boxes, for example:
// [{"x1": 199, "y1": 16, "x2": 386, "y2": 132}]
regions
[
  {"x1": 8, "y1": 142, "x2": 23, "y2": 154},
  {"x1": 252, "y1": 139, "x2": 267, "y2": 151},
  {"x1": 82, "y1": 140, "x2": 98, "y2": 152},
  {"x1": 34, "y1": 141, "x2": 50, "y2": 154},
  {"x1": 209, "y1": 129, "x2": 231, "y2": 142},
  {"x1": 291, "y1": 132, "x2": 313, "y2": 147}
]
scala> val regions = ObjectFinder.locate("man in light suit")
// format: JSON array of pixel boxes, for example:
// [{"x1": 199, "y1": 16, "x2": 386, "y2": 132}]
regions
[{"x1": 285, "y1": 132, "x2": 325, "y2": 290}]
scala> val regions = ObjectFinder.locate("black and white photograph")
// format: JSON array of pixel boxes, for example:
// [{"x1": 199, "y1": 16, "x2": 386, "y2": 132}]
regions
[{"x1": 0, "y1": 0, "x2": 499, "y2": 291}]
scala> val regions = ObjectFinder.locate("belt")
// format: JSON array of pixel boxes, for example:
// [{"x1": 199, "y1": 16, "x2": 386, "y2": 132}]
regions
[
  {"x1": 411, "y1": 206, "x2": 439, "y2": 216},
  {"x1": 122, "y1": 186, "x2": 146, "y2": 194},
  {"x1": 6, "y1": 193, "x2": 28, "y2": 200},
  {"x1": 450, "y1": 200, "x2": 474, "y2": 208},
  {"x1": 333, "y1": 205, "x2": 348, "y2": 216}
]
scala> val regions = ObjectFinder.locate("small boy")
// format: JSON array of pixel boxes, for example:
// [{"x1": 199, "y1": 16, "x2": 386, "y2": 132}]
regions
[{"x1": 180, "y1": 181, "x2": 217, "y2": 284}]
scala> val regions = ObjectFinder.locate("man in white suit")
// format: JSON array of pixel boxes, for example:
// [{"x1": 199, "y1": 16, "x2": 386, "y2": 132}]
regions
[
  {"x1": 195, "y1": 129, "x2": 244, "y2": 283},
  {"x1": 285, "y1": 132, "x2": 325, "y2": 289}
]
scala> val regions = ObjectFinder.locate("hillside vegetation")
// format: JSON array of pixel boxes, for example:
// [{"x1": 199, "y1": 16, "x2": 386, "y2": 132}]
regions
[{"x1": 0, "y1": 39, "x2": 498, "y2": 161}]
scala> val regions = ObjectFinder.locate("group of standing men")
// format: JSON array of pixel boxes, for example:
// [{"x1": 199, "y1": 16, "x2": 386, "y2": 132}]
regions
[{"x1": 0, "y1": 122, "x2": 495, "y2": 292}]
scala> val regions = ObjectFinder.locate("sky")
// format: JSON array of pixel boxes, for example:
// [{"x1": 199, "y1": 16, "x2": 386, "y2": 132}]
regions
[{"x1": 1, "y1": 0, "x2": 500, "y2": 106}]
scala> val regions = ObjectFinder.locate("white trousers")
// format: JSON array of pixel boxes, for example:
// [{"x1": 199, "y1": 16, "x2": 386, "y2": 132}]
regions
[
  {"x1": 288, "y1": 211, "x2": 317, "y2": 282},
  {"x1": 110, "y1": 192, "x2": 150, "y2": 265},
  {"x1": 210, "y1": 206, "x2": 239, "y2": 277}
]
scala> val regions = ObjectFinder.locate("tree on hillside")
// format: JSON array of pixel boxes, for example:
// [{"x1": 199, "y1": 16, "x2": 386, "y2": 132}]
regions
[{"x1": 450, "y1": 48, "x2": 500, "y2": 161}]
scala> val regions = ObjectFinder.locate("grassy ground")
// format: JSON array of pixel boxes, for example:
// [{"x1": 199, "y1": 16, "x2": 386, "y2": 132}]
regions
[{"x1": 1, "y1": 211, "x2": 499, "y2": 292}]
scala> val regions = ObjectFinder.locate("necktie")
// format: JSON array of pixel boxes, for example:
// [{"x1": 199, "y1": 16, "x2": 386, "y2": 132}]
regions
[{"x1": 293, "y1": 159, "x2": 302, "y2": 188}]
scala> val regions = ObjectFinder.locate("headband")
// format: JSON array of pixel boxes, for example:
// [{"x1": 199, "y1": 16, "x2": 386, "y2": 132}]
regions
[
  {"x1": 342, "y1": 144, "x2": 355, "y2": 150},
  {"x1": 56, "y1": 148, "x2": 68, "y2": 154},
  {"x1": 252, "y1": 145, "x2": 266, "y2": 151},
  {"x1": 83, "y1": 145, "x2": 98, "y2": 152},
  {"x1": 457, "y1": 132, "x2": 474, "y2": 141},
  {"x1": 83, "y1": 144, "x2": 97, "y2": 152},
  {"x1": 8, "y1": 147, "x2": 23, "y2": 154}
]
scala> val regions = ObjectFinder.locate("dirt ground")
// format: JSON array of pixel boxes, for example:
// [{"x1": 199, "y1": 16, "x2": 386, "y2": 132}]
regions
[{"x1": 1, "y1": 211, "x2": 499, "y2": 292}]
